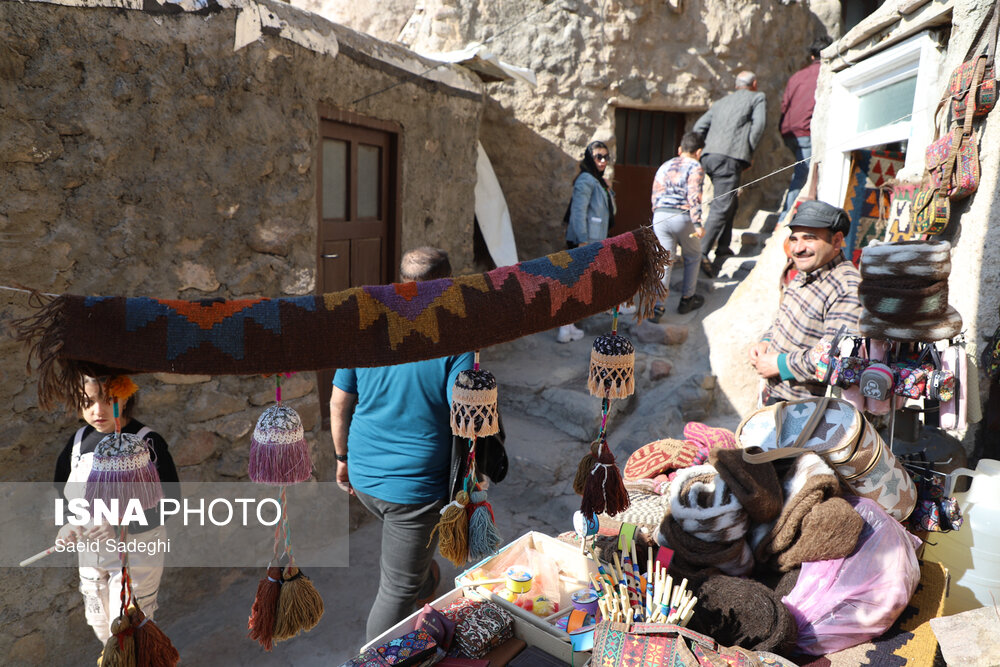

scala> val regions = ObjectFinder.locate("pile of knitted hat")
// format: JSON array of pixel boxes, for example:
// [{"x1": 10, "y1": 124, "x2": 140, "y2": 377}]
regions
[{"x1": 859, "y1": 240, "x2": 962, "y2": 342}]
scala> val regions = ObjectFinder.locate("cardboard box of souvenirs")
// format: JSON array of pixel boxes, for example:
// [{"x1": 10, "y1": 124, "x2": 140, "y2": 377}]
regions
[
  {"x1": 360, "y1": 585, "x2": 590, "y2": 664},
  {"x1": 455, "y1": 531, "x2": 601, "y2": 645}
]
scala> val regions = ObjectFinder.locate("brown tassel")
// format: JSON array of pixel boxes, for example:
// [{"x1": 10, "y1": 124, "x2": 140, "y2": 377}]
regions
[
  {"x1": 636, "y1": 226, "x2": 671, "y2": 321},
  {"x1": 573, "y1": 440, "x2": 601, "y2": 496},
  {"x1": 130, "y1": 608, "x2": 180, "y2": 667},
  {"x1": 581, "y1": 439, "x2": 630, "y2": 520},
  {"x1": 428, "y1": 490, "x2": 470, "y2": 567},
  {"x1": 248, "y1": 566, "x2": 283, "y2": 650},
  {"x1": 9, "y1": 293, "x2": 84, "y2": 410},
  {"x1": 100, "y1": 614, "x2": 137, "y2": 667},
  {"x1": 273, "y1": 566, "x2": 324, "y2": 642}
]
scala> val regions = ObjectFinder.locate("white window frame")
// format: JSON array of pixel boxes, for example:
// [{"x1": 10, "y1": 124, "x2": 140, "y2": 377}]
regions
[{"x1": 818, "y1": 32, "x2": 945, "y2": 206}]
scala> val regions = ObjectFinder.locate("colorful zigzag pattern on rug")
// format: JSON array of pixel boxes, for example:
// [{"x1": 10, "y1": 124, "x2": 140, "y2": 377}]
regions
[{"x1": 15, "y1": 228, "x2": 668, "y2": 410}]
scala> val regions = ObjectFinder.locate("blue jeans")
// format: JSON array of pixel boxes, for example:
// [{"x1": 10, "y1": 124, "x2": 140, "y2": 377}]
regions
[
  {"x1": 781, "y1": 134, "x2": 811, "y2": 217},
  {"x1": 653, "y1": 208, "x2": 701, "y2": 298},
  {"x1": 355, "y1": 490, "x2": 444, "y2": 640}
]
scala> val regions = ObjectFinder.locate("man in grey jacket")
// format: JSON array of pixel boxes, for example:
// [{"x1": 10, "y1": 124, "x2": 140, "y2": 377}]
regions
[{"x1": 693, "y1": 71, "x2": 766, "y2": 276}]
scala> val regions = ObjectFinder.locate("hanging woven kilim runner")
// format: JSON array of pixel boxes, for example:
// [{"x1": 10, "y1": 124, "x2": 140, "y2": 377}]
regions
[{"x1": 16, "y1": 228, "x2": 667, "y2": 409}]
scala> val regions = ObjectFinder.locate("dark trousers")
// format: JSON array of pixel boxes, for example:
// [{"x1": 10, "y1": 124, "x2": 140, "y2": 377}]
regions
[{"x1": 700, "y1": 153, "x2": 748, "y2": 260}]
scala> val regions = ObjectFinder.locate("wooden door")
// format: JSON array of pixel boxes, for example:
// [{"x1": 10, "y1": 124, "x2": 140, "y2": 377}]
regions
[
  {"x1": 612, "y1": 108, "x2": 687, "y2": 232},
  {"x1": 316, "y1": 113, "x2": 399, "y2": 427}
]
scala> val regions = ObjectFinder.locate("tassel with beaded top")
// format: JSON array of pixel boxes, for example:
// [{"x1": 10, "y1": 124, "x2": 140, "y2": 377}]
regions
[
  {"x1": 588, "y1": 333, "x2": 635, "y2": 399},
  {"x1": 130, "y1": 606, "x2": 180, "y2": 667},
  {"x1": 450, "y1": 353, "x2": 499, "y2": 438},
  {"x1": 273, "y1": 566, "x2": 324, "y2": 642},
  {"x1": 248, "y1": 566, "x2": 283, "y2": 651},
  {"x1": 429, "y1": 490, "x2": 470, "y2": 567},
  {"x1": 467, "y1": 486, "x2": 502, "y2": 561}
]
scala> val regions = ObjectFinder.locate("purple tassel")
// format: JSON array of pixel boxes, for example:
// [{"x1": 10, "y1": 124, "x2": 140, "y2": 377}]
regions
[
  {"x1": 85, "y1": 432, "x2": 163, "y2": 510},
  {"x1": 249, "y1": 405, "x2": 312, "y2": 485}
]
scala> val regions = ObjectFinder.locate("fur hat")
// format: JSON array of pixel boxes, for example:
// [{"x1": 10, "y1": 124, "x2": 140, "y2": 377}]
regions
[
  {"x1": 752, "y1": 453, "x2": 863, "y2": 572},
  {"x1": 859, "y1": 305, "x2": 962, "y2": 342},
  {"x1": 859, "y1": 278, "x2": 950, "y2": 322},
  {"x1": 710, "y1": 447, "x2": 783, "y2": 523},
  {"x1": 668, "y1": 465, "x2": 748, "y2": 542},
  {"x1": 688, "y1": 575, "x2": 799, "y2": 656},
  {"x1": 860, "y1": 240, "x2": 951, "y2": 282}
]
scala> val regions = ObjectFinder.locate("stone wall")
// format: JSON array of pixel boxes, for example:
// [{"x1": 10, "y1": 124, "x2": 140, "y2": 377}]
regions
[
  {"x1": 0, "y1": 1, "x2": 482, "y2": 663},
  {"x1": 318, "y1": 0, "x2": 833, "y2": 261}
]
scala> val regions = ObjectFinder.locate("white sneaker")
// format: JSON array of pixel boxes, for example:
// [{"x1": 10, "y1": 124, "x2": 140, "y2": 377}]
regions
[
  {"x1": 618, "y1": 303, "x2": 637, "y2": 315},
  {"x1": 557, "y1": 325, "x2": 585, "y2": 343}
]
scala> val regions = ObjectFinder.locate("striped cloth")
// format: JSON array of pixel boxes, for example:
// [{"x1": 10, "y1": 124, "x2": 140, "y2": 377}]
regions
[{"x1": 762, "y1": 254, "x2": 861, "y2": 402}]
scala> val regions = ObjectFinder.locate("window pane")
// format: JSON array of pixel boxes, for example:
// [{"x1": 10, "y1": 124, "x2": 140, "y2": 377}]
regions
[
  {"x1": 322, "y1": 139, "x2": 347, "y2": 219},
  {"x1": 857, "y1": 76, "x2": 917, "y2": 132},
  {"x1": 358, "y1": 144, "x2": 380, "y2": 218}
]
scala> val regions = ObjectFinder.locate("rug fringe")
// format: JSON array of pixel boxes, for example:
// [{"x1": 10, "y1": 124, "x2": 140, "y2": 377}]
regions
[
  {"x1": 636, "y1": 227, "x2": 670, "y2": 320},
  {"x1": 10, "y1": 293, "x2": 86, "y2": 410}
]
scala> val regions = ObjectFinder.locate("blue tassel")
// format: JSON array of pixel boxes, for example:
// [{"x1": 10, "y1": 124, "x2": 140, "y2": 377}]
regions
[{"x1": 467, "y1": 489, "x2": 502, "y2": 561}]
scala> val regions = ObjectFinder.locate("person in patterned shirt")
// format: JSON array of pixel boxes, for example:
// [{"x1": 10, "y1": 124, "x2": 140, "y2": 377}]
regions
[
  {"x1": 749, "y1": 201, "x2": 861, "y2": 404},
  {"x1": 650, "y1": 131, "x2": 707, "y2": 316}
]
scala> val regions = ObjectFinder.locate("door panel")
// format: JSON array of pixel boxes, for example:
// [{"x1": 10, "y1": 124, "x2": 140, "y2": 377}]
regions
[
  {"x1": 317, "y1": 116, "x2": 398, "y2": 428},
  {"x1": 351, "y1": 237, "x2": 382, "y2": 286}
]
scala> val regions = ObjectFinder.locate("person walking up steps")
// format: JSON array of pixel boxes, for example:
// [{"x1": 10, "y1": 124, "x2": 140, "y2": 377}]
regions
[
  {"x1": 692, "y1": 71, "x2": 766, "y2": 277},
  {"x1": 650, "y1": 131, "x2": 707, "y2": 317}
]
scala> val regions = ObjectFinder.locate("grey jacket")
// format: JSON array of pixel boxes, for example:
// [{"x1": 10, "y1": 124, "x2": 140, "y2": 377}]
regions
[
  {"x1": 566, "y1": 171, "x2": 612, "y2": 245},
  {"x1": 693, "y1": 88, "x2": 767, "y2": 163}
]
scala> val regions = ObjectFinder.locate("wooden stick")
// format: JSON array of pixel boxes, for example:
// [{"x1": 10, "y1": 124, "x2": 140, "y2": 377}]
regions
[{"x1": 19, "y1": 545, "x2": 58, "y2": 567}]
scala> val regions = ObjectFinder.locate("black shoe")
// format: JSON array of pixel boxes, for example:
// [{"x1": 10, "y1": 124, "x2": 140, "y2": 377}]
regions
[
  {"x1": 700, "y1": 257, "x2": 716, "y2": 278},
  {"x1": 677, "y1": 294, "x2": 705, "y2": 314},
  {"x1": 647, "y1": 305, "x2": 666, "y2": 323}
]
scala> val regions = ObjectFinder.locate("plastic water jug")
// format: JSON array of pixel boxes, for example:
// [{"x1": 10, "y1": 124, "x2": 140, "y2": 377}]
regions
[{"x1": 924, "y1": 459, "x2": 1000, "y2": 613}]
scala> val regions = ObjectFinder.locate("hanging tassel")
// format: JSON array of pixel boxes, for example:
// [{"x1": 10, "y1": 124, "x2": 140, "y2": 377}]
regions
[
  {"x1": 130, "y1": 607, "x2": 180, "y2": 667},
  {"x1": 588, "y1": 334, "x2": 635, "y2": 399},
  {"x1": 248, "y1": 404, "x2": 312, "y2": 485},
  {"x1": 467, "y1": 488, "x2": 502, "y2": 561},
  {"x1": 637, "y1": 225, "x2": 672, "y2": 320},
  {"x1": 100, "y1": 614, "x2": 137, "y2": 667},
  {"x1": 581, "y1": 437, "x2": 630, "y2": 520},
  {"x1": 273, "y1": 566, "x2": 325, "y2": 642},
  {"x1": 429, "y1": 490, "x2": 470, "y2": 567},
  {"x1": 247, "y1": 566, "x2": 283, "y2": 651},
  {"x1": 573, "y1": 440, "x2": 601, "y2": 496},
  {"x1": 450, "y1": 353, "x2": 499, "y2": 438},
  {"x1": 85, "y1": 431, "x2": 163, "y2": 510}
]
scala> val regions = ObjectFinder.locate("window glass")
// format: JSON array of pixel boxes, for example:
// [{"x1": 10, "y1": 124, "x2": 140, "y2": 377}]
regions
[
  {"x1": 322, "y1": 139, "x2": 347, "y2": 219},
  {"x1": 856, "y1": 76, "x2": 917, "y2": 132},
  {"x1": 358, "y1": 144, "x2": 380, "y2": 218}
]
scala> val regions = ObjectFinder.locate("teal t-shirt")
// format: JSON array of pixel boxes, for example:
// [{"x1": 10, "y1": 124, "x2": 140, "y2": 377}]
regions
[{"x1": 334, "y1": 352, "x2": 475, "y2": 504}]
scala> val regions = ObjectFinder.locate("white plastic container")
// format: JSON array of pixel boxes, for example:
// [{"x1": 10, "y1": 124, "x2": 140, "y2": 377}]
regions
[{"x1": 924, "y1": 459, "x2": 1000, "y2": 613}]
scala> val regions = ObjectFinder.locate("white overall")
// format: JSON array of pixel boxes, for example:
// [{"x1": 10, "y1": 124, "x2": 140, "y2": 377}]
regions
[{"x1": 65, "y1": 426, "x2": 166, "y2": 643}]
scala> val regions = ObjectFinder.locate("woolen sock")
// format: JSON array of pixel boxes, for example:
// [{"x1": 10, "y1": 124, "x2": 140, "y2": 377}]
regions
[{"x1": 775, "y1": 496, "x2": 864, "y2": 570}]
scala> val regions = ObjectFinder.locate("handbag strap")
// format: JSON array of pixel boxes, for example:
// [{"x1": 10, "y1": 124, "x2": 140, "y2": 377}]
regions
[{"x1": 743, "y1": 397, "x2": 832, "y2": 464}]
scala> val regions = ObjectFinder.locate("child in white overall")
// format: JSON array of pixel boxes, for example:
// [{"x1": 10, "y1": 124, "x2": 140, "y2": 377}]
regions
[{"x1": 53, "y1": 376, "x2": 179, "y2": 643}]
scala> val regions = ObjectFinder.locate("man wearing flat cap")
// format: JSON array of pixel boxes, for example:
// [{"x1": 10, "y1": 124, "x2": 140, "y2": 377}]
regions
[{"x1": 749, "y1": 200, "x2": 861, "y2": 404}]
